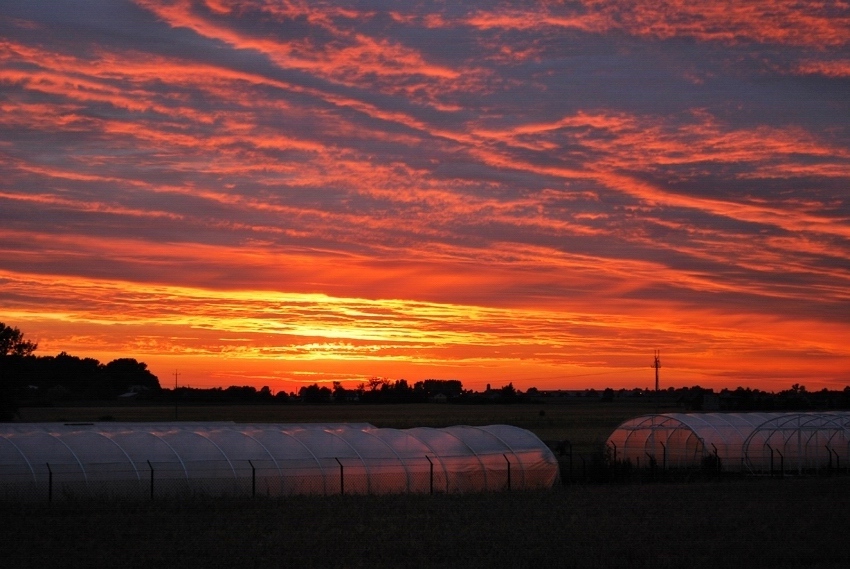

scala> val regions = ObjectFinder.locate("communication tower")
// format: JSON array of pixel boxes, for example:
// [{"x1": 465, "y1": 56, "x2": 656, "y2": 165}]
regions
[{"x1": 652, "y1": 350, "x2": 661, "y2": 392}]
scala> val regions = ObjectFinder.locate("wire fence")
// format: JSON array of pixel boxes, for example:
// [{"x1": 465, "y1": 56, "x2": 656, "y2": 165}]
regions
[
  {"x1": 0, "y1": 454, "x2": 545, "y2": 502},
  {"x1": 550, "y1": 441, "x2": 850, "y2": 485}
]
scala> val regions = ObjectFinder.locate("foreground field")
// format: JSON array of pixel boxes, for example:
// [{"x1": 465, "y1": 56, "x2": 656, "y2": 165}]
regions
[
  {"x1": 4, "y1": 477, "x2": 850, "y2": 569},
  {"x1": 7, "y1": 402, "x2": 850, "y2": 567}
]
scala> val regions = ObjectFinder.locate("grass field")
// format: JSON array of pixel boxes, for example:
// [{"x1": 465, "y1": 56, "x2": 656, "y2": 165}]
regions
[
  {"x1": 7, "y1": 401, "x2": 850, "y2": 568},
  {"x1": 3, "y1": 477, "x2": 850, "y2": 568},
  {"x1": 15, "y1": 399, "x2": 665, "y2": 455}
]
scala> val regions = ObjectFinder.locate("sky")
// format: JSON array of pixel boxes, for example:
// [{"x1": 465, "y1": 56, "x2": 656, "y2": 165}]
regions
[{"x1": 1, "y1": 1, "x2": 849, "y2": 394}]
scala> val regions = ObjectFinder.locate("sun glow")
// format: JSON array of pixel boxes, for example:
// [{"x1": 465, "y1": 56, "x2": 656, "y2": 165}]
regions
[{"x1": 3, "y1": 268, "x2": 848, "y2": 392}]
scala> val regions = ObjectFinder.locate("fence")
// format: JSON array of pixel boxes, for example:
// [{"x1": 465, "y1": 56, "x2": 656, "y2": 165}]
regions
[
  {"x1": 0, "y1": 454, "x2": 531, "y2": 502},
  {"x1": 547, "y1": 438, "x2": 850, "y2": 485},
  {"x1": 601, "y1": 440, "x2": 850, "y2": 481}
]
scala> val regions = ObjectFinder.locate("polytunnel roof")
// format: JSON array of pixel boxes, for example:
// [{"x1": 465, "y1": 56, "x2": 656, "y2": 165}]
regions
[
  {"x1": 0, "y1": 422, "x2": 548, "y2": 463},
  {"x1": 0, "y1": 422, "x2": 559, "y2": 497},
  {"x1": 612, "y1": 412, "x2": 788, "y2": 446},
  {"x1": 606, "y1": 411, "x2": 850, "y2": 471},
  {"x1": 611, "y1": 412, "x2": 850, "y2": 442}
]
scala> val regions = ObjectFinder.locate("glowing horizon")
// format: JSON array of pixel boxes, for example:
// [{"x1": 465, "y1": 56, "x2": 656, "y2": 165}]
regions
[{"x1": 2, "y1": 1, "x2": 849, "y2": 393}]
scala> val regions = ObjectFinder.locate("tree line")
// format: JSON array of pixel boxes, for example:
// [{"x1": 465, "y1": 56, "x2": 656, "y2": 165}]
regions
[
  {"x1": 5, "y1": 321, "x2": 850, "y2": 421},
  {"x1": 0, "y1": 322, "x2": 160, "y2": 420},
  {"x1": 169, "y1": 378, "x2": 465, "y2": 405},
  {"x1": 296, "y1": 377, "x2": 465, "y2": 404}
]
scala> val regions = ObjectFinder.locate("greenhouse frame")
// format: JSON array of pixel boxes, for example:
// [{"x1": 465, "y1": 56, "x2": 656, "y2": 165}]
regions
[
  {"x1": 606, "y1": 411, "x2": 850, "y2": 473},
  {"x1": 0, "y1": 422, "x2": 559, "y2": 501}
]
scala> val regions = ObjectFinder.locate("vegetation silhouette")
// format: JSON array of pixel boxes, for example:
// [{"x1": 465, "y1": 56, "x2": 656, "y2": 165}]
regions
[
  {"x1": 3, "y1": 321, "x2": 850, "y2": 422},
  {"x1": 0, "y1": 322, "x2": 160, "y2": 420}
]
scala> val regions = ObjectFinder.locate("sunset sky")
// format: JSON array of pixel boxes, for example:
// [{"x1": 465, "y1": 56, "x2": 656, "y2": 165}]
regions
[{"x1": 2, "y1": 1, "x2": 849, "y2": 393}]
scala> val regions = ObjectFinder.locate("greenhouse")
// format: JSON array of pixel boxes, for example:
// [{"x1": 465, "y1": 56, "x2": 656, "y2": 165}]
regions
[
  {"x1": 0, "y1": 422, "x2": 559, "y2": 501},
  {"x1": 606, "y1": 412, "x2": 850, "y2": 473}
]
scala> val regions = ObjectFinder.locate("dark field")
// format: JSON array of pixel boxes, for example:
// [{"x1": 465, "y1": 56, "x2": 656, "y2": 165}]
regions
[
  {"x1": 4, "y1": 478, "x2": 850, "y2": 568},
  {"x1": 7, "y1": 401, "x2": 850, "y2": 568},
  {"x1": 16, "y1": 399, "x2": 664, "y2": 455}
]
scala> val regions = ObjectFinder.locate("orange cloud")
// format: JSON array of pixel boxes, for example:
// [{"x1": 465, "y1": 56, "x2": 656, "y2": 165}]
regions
[
  {"x1": 795, "y1": 59, "x2": 850, "y2": 78},
  {"x1": 135, "y1": 0, "x2": 479, "y2": 107},
  {"x1": 466, "y1": 1, "x2": 850, "y2": 47}
]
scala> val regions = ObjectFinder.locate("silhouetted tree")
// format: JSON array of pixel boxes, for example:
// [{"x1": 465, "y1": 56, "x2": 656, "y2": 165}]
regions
[
  {"x1": 0, "y1": 323, "x2": 169, "y2": 405},
  {"x1": 95, "y1": 358, "x2": 160, "y2": 398},
  {"x1": 497, "y1": 382, "x2": 518, "y2": 403},
  {"x1": 299, "y1": 383, "x2": 331, "y2": 403},
  {"x1": 223, "y1": 385, "x2": 258, "y2": 400},
  {"x1": 44, "y1": 352, "x2": 103, "y2": 396},
  {"x1": 389, "y1": 379, "x2": 412, "y2": 402},
  {"x1": 0, "y1": 322, "x2": 37, "y2": 357},
  {"x1": 0, "y1": 322, "x2": 38, "y2": 420},
  {"x1": 367, "y1": 377, "x2": 390, "y2": 391},
  {"x1": 419, "y1": 379, "x2": 463, "y2": 398}
]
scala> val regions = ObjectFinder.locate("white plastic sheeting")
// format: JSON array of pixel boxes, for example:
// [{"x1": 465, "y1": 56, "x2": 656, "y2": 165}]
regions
[
  {"x1": 606, "y1": 412, "x2": 850, "y2": 472},
  {"x1": 0, "y1": 422, "x2": 558, "y2": 500},
  {"x1": 742, "y1": 413, "x2": 850, "y2": 473}
]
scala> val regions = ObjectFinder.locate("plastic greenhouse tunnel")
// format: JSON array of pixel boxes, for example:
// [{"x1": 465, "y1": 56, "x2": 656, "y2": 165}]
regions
[
  {"x1": 0, "y1": 422, "x2": 559, "y2": 501},
  {"x1": 605, "y1": 412, "x2": 850, "y2": 474}
]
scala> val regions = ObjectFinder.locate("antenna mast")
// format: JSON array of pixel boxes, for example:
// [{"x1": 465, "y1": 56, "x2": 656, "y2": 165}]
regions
[
  {"x1": 652, "y1": 350, "x2": 661, "y2": 392},
  {"x1": 652, "y1": 350, "x2": 661, "y2": 412}
]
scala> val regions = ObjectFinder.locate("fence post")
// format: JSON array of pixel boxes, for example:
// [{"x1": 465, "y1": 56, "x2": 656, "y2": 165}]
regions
[
  {"x1": 828, "y1": 447, "x2": 839, "y2": 474},
  {"x1": 503, "y1": 454, "x2": 511, "y2": 491},
  {"x1": 248, "y1": 460, "x2": 256, "y2": 497},
  {"x1": 46, "y1": 463, "x2": 53, "y2": 503},
  {"x1": 334, "y1": 458, "x2": 344, "y2": 495},
  {"x1": 425, "y1": 456, "x2": 433, "y2": 494},
  {"x1": 147, "y1": 460, "x2": 154, "y2": 500},
  {"x1": 646, "y1": 453, "x2": 654, "y2": 479}
]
